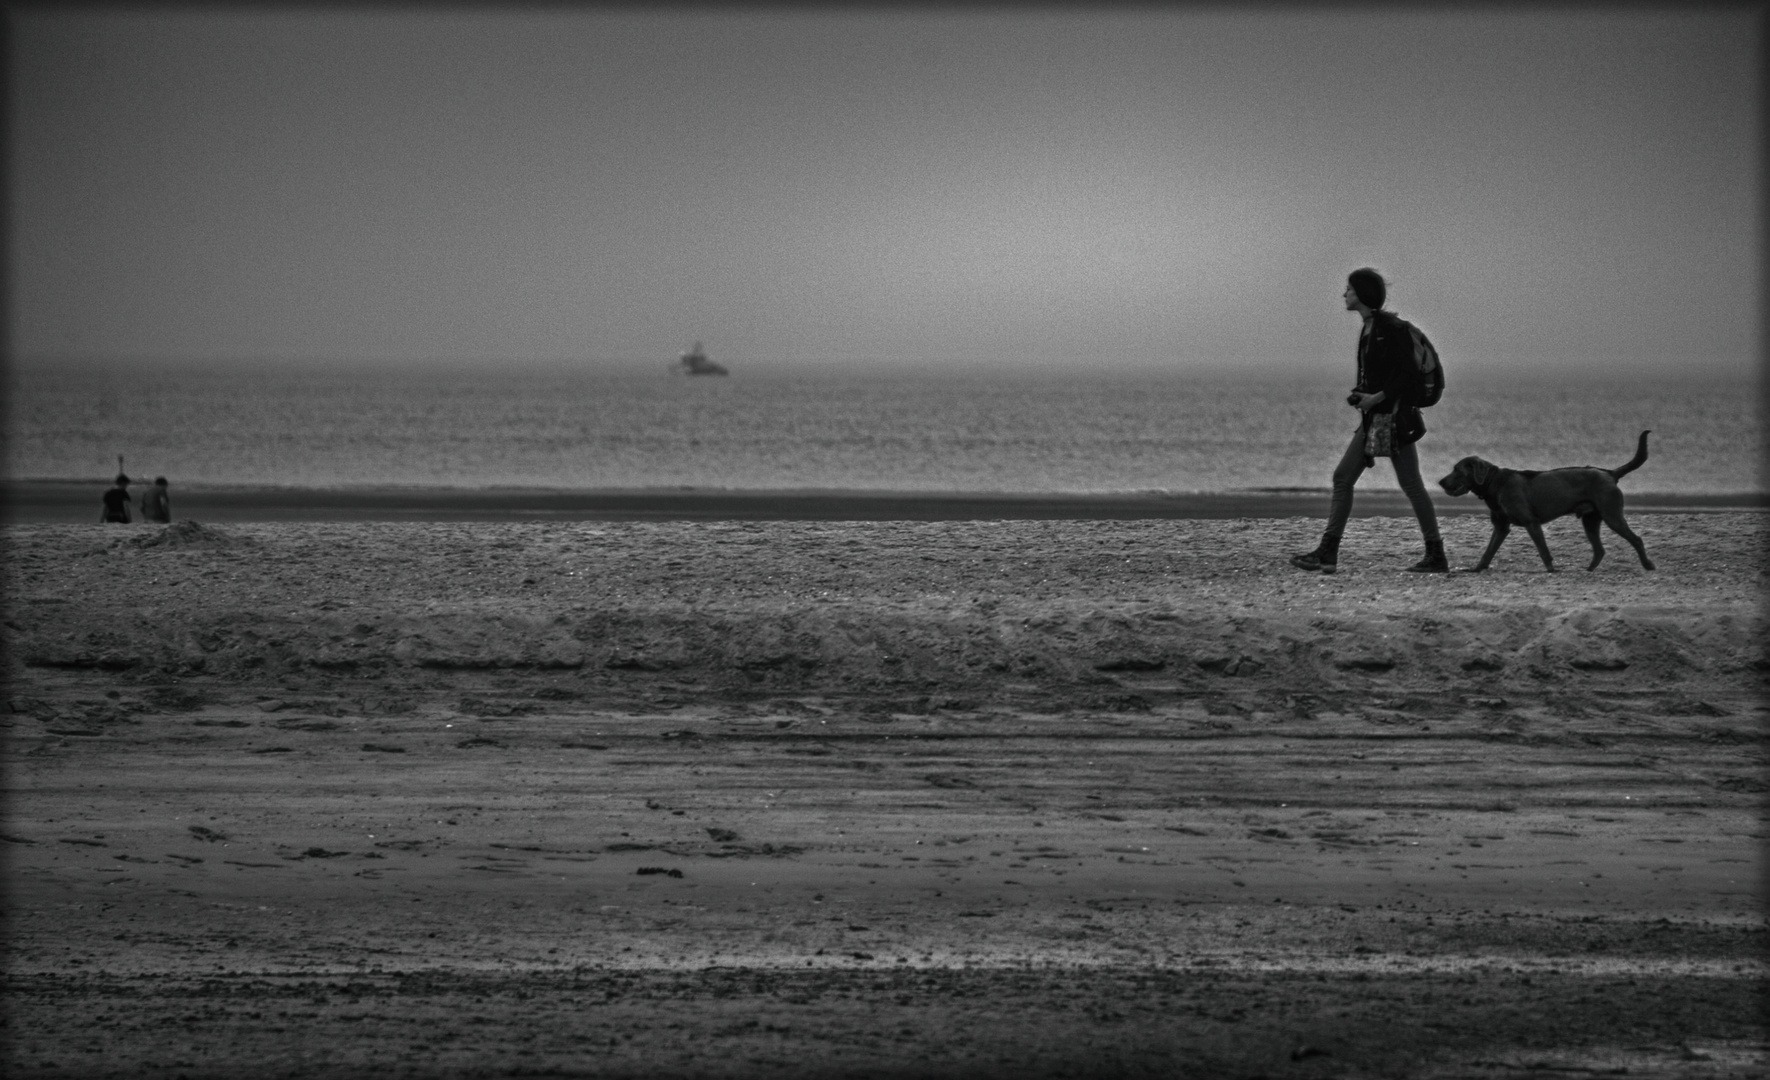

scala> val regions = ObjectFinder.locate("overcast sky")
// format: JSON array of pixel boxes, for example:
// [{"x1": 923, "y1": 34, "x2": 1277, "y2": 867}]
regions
[{"x1": 8, "y1": 6, "x2": 1761, "y2": 375}]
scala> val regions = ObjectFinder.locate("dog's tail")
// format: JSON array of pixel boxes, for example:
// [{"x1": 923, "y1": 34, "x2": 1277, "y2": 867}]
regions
[{"x1": 1610, "y1": 430, "x2": 1651, "y2": 479}]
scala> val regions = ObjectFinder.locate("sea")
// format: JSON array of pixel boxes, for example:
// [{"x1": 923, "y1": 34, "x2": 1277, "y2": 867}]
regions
[{"x1": 5, "y1": 359, "x2": 1760, "y2": 497}]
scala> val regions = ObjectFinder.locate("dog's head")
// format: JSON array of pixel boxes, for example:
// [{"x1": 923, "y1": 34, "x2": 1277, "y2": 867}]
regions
[{"x1": 1439, "y1": 457, "x2": 1497, "y2": 497}]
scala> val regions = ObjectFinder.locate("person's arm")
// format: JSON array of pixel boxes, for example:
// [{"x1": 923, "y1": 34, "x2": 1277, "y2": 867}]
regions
[
  {"x1": 1348, "y1": 321, "x2": 1387, "y2": 410},
  {"x1": 1385, "y1": 326, "x2": 1417, "y2": 407},
  {"x1": 1357, "y1": 321, "x2": 1411, "y2": 411}
]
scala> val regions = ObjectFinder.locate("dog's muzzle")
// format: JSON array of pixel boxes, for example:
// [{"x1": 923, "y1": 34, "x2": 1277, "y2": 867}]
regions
[{"x1": 1442, "y1": 458, "x2": 1494, "y2": 497}]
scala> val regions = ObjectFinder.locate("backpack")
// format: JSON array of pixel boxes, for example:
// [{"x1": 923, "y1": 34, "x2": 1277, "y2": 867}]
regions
[{"x1": 1402, "y1": 320, "x2": 1444, "y2": 407}]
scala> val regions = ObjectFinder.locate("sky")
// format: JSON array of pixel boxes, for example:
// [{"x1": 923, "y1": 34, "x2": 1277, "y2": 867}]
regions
[{"x1": 7, "y1": 5, "x2": 1762, "y2": 376}]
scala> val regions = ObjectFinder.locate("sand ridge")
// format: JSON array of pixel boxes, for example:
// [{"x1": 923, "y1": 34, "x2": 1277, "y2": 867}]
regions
[{"x1": 10, "y1": 515, "x2": 1762, "y2": 692}]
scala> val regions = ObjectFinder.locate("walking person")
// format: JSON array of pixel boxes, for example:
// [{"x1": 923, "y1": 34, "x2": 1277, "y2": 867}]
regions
[{"x1": 1291, "y1": 268, "x2": 1446, "y2": 573}]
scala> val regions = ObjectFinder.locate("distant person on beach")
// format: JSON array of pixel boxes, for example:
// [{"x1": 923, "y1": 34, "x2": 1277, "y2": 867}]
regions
[
  {"x1": 100, "y1": 474, "x2": 133, "y2": 523},
  {"x1": 1290, "y1": 268, "x2": 1446, "y2": 574},
  {"x1": 141, "y1": 477, "x2": 172, "y2": 523}
]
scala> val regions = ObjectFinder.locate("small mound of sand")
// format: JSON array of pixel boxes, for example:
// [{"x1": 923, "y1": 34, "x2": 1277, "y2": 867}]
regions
[{"x1": 129, "y1": 521, "x2": 255, "y2": 550}]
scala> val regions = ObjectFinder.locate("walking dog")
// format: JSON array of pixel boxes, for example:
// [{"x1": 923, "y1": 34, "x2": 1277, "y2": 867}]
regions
[{"x1": 1438, "y1": 431, "x2": 1654, "y2": 572}]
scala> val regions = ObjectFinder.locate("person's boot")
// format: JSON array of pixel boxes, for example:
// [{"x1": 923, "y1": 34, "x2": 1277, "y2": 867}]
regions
[
  {"x1": 1290, "y1": 533, "x2": 1340, "y2": 574},
  {"x1": 1406, "y1": 538, "x2": 1448, "y2": 573}
]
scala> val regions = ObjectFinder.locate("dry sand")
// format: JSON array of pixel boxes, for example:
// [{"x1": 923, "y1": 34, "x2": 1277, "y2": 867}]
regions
[{"x1": 3, "y1": 513, "x2": 1765, "y2": 1078}]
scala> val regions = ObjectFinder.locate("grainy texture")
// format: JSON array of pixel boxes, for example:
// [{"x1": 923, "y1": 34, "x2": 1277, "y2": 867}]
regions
[{"x1": 3, "y1": 514, "x2": 1766, "y2": 1079}]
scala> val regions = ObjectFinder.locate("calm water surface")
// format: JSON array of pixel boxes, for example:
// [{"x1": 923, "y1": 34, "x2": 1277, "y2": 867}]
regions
[{"x1": 7, "y1": 360, "x2": 1758, "y2": 495}]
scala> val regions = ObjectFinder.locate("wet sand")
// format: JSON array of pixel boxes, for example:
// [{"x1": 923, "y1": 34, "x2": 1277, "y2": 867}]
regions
[
  {"x1": 3, "y1": 514, "x2": 1765, "y2": 1078},
  {"x1": 6, "y1": 479, "x2": 1762, "y2": 524}
]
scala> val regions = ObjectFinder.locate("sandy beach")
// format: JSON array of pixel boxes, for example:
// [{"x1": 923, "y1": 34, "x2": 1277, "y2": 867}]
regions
[{"x1": 4, "y1": 512, "x2": 1765, "y2": 1078}]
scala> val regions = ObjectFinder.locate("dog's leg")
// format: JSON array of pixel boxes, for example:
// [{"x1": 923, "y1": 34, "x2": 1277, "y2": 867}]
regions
[
  {"x1": 1601, "y1": 504, "x2": 1655, "y2": 570},
  {"x1": 1470, "y1": 518, "x2": 1510, "y2": 571},
  {"x1": 1581, "y1": 512, "x2": 1605, "y2": 571},
  {"x1": 1523, "y1": 522, "x2": 1556, "y2": 571}
]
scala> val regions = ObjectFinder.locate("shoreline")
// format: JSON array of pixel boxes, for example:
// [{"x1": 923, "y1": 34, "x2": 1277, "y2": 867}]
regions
[{"x1": 7, "y1": 479, "x2": 1763, "y2": 523}]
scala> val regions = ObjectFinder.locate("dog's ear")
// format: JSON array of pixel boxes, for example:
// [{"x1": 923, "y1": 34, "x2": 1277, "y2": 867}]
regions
[{"x1": 1470, "y1": 459, "x2": 1496, "y2": 488}]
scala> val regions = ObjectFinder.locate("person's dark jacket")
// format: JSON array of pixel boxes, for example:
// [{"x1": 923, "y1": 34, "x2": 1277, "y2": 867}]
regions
[{"x1": 1356, "y1": 310, "x2": 1426, "y2": 445}]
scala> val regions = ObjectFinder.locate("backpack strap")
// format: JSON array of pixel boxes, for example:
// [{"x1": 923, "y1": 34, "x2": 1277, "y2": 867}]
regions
[
  {"x1": 1405, "y1": 321, "x2": 1437, "y2": 374},
  {"x1": 1403, "y1": 321, "x2": 1443, "y2": 406}
]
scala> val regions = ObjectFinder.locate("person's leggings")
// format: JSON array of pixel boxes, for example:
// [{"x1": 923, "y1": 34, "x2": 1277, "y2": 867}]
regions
[{"x1": 1325, "y1": 427, "x2": 1440, "y2": 543}]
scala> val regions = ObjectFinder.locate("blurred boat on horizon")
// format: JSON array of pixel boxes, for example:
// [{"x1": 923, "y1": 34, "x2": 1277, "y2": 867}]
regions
[{"x1": 678, "y1": 341, "x2": 728, "y2": 376}]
